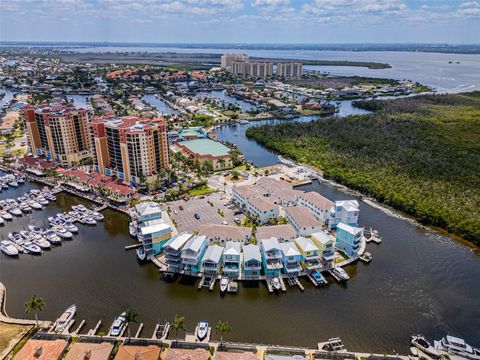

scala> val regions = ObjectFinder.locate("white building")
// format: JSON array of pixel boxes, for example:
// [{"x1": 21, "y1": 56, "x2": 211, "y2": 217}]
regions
[
  {"x1": 327, "y1": 200, "x2": 360, "y2": 229},
  {"x1": 285, "y1": 205, "x2": 323, "y2": 236},
  {"x1": 246, "y1": 197, "x2": 280, "y2": 224},
  {"x1": 298, "y1": 192, "x2": 334, "y2": 223},
  {"x1": 220, "y1": 53, "x2": 249, "y2": 70}
]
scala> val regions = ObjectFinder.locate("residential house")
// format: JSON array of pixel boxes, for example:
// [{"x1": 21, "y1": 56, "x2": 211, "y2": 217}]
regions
[
  {"x1": 134, "y1": 201, "x2": 162, "y2": 223},
  {"x1": 245, "y1": 197, "x2": 280, "y2": 224},
  {"x1": 294, "y1": 236, "x2": 321, "y2": 271},
  {"x1": 138, "y1": 219, "x2": 172, "y2": 255},
  {"x1": 201, "y1": 245, "x2": 224, "y2": 275},
  {"x1": 260, "y1": 237, "x2": 284, "y2": 277},
  {"x1": 64, "y1": 342, "x2": 114, "y2": 360},
  {"x1": 336, "y1": 223, "x2": 363, "y2": 258},
  {"x1": 242, "y1": 244, "x2": 262, "y2": 279},
  {"x1": 285, "y1": 206, "x2": 323, "y2": 236},
  {"x1": 327, "y1": 200, "x2": 360, "y2": 229},
  {"x1": 113, "y1": 344, "x2": 161, "y2": 360},
  {"x1": 164, "y1": 233, "x2": 193, "y2": 272},
  {"x1": 13, "y1": 339, "x2": 68, "y2": 360},
  {"x1": 181, "y1": 235, "x2": 208, "y2": 274},
  {"x1": 255, "y1": 224, "x2": 297, "y2": 243},
  {"x1": 223, "y1": 241, "x2": 241, "y2": 278},
  {"x1": 279, "y1": 242, "x2": 303, "y2": 276},
  {"x1": 197, "y1": 224, "x2": 252, "y2": 245},
  {"x1": 311, "y1": 231, "x2": 336, "y2": 266},
  {"x1": 298, "y1": 192, "x2": 334, "y2": 223}
]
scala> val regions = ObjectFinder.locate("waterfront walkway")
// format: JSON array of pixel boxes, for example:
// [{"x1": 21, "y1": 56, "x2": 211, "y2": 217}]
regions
[{"x1": 0, "y1": 282, "x2": 51, "y2": 328}]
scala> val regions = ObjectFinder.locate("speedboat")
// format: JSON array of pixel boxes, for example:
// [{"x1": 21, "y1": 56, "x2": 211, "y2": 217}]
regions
[
  {"x1": 129, "y1": 222, "x2": 137, "y2": 237},
  {"x1": 109, "y1": 312, "x2": 126, "y2": 337},
  {"x1": 196, "y1": 321, "x2": 209, "y2": 341},
  {"x1": 91, "y1": 211, "x2": 104, "y2": 221},
  {"x1": 220, "y1": 277, "x2": 229, "y2": 293},
  {"x1": 312, "y1": 270, "x2": 327, "y2": 285},
  {"x1": 73, "y1": 204, "x2": 87, "y2": 213},
  {"x1": 53, "y1": 226, "x2": 73, "y2": 239},
  {"x1": 332, "y1": 267, "x2": 350, "y2": 281},
  {"x1": 8, "y1": 207, "x2": 22, "y2": 216},
  {"x1": 37, "y1": 197, "x2": 49, "y2": 206},
  {"x1": 20, "y1": 230, "x2": 32, "y2": 240},
  {"x1": 28, "y1": 225, "x2": 44, "y2": 234},
  {"x1": 8, "y1": 232, "x2": 23, "y2": 243},
  {"x1": 434, "y1": 335, "x2": 480, "y2": 360},
  {"x1": 19, "y1": 203, "x2": 32, "y2": 212},
  {"x1": 43, "y1": 230, "x2": 62, "y2": 245},
  {"x1": 28, "y1": 200, "x2": 42, "y2": 210},
  {"x1": 45, "y1": 194, "x2": 56, "y2": 201},
  {"x1": 0, "y1": 210, "x2": 13, "y2": 220},
  {"x1": 272, "y1": 277, "x2": 281, "y2": 291},
  {"x1": 411, "y1": 335, "x2": 441, "y2": 358},
  {"x1": 8, "y1": 181, "x2": 18, "y2": 188},
  {"x1": 1, "y1": 240, "x2": 19, "y2": 256},
  {"x1": 54, "y1": 304, "x2": 76, "y2": 332},
  {"x1": 63, "y1": 221, "x2": 78, "y2": 233},
  {"x1": 81, "y1": 216, "x2": 96, "y2": 225},
  {"x1": 22, "y1": 241, "x2": 42, "y2": 254},
  {"x1": 136, "y1": 247, "x2": 147, "y2": 262},
  {"x1": 32, "y1": 234, "x2": 51, "y2": 249}
]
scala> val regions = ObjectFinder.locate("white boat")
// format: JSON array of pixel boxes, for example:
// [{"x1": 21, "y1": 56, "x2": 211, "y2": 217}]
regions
[
  {"x1": 8, "y1": 181, "x2": 18, "y2": 188},
  {"x1": 136, "y1": 247, "x2": 147, "y2": 262},
  {"x1": 18, "y1": 177, "x2": 25, "y2": 184},
  {"x1": 54, "y1": 304, "x2": 76, "y2": 332},
  {"x1": 28, "y1": 200, "x2": 42, "y2": 210},
  {"x1": 272, "y1": 277, "x2": 281, "y2": 291},
  {"x1": 8, "y1": 207, "x2": 22, "y2": 216},
  {"x1": 0, "y1": 217, "x2": 3, "y2": 225},
  {"x1": 19, "y1": 203, "x2": 32, "y2": 212},
  {"x1": 53, "y1": 226, "x2": 73, "y2": 239},
  {"x1": 411, "y1": 335, "x2": 441, "y2": 358},
  {"x1": 32, "y1": 234, "x2": 51, "y2": 249},
  {"x1": 45, "y1": 194, "x2": 56, "y2": 201},
  {"x1": 1, "y1": 240, "x2": 19, "y2": 256},
  {"x1": 0, "y1": 211, "x2": 12, "y2": 220},
  {"x1": 63, "y1": 221, "x2": 78, "y2": 233},
  {"x1": 196, "y1": 321, "x2": 209, "y2": 341},
  {"x1": 1, "y1": 183, "x2": 8, "y2": 189},
  {"x1": 129, "y1": 222, "x2": 137, "y2": 237},
  {"x1": 109, "y1": 312, "x2": 126, "y2": 337},
  {"x1": 220, "y1": 277, "x2": 229, "y2": 293},
  {"x1": 20, "y1": 230, "x2": 31, "y2": 239},
  {"x1": 91, "y1": 211, "x2": 104, "y2": 221},
  {"x1": 22, "y1": 241, "x2": 42, "y2": 254},
  {"x1": 81, "y1": 216, "x2": 96, "y2": 225},
  {"x1": 332, "y1": 267, "x2": 350, "y2": 281},
  {"x1": 28, "y1": 225, "x2": 44, "y2": 234},
  {"x1": 37, "y1": 197, "x2": 49, "y2": 206},
  {"x1": 43, "y1": 230, "x2": 62, "y2": 245},
  {"x1": 434, "y1": 335, "x2": 480, "y2": 360},
  {"x1": 8, "y1": 232, "x2": 22, "y2": 242}
]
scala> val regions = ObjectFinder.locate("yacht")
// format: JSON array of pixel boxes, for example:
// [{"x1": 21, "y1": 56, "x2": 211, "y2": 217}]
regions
[
  {"x1": 45, "y1": 193, "x2": 56, "y2": 201},
  {"x1": 129, "y1": 222, "x2": 137, "y2": 237},
  {"x1": 43, "y1": 230, "x2": 62, "y2": 245},
  {"x1": 7, "y1": 180, "x2": 18, "y2": 188},
  {"x1": 63, "y1": 221, "x2": 78, "y2": 233},
  {"x1": 332, "y1": 267, "x2": 350, "y2": 281},
  {"x1": 19, "y1": 203, "x2": 32, "y2": 212},
  {"x1": 54, "y1": 304, "x2": 76, "y2": 332},
  {"x1": 28, "y1": 225, "x2": 44, "y2": 234},
  {"x1": 136, "y1": 247, "x2": 147, "y2": 262},
  {"x1": 1, "y1": 183, "x2": 8, "y2": 190},
  {"x1": 31, "y1": 234, "x2": 51, "y2": 249},
  {"x1": 81, "y1": 216, "x2": 96, "y2": 225},
  {"x1": 1, "y1": 240, "x2": 19, "y2": 256},
  {"x1": 37, "y1": 197, "x2": 49, "y2": 206},
  {"x1": 196, "y1": 321, "x2": 209, "y2": 341},
  {"x1": 8, "y1": 207, "x2": 22, "y2": 216},
  {"x1": 220, "y1": 277, "x2": 229, "y2": 293},
  {"x1": 91, "y1": 211, "x2": 104, "y2": 221},
  {"x1": 272, "y1": 277, "x2": 281, "y2": 291},
  {"x1": 8, "y1": 232, "x2": 23, "y2": 243},
  {"x1": 0, "y1": 210, "x2": 13, "y2": 220},
  {"x1": 19, "y1": 230, "x2": 32, "y2": 239},
  {"x1": 411, "y1": 335, "x2": 441, "y2": 358},
  {"x1": 434, "y1": 335, "x2": 480, "y2": 359},
  {"x1": 53, "y1": 226, "x2": 73, "y2": 239},
  {"x1": 18, "y1": 177, "x2": 25, "y2": 184},
  {"x1": 109, "y1": 312, "x2": 126, "y2": 337},
  {"x1": 22, "y1": 241, "x2": 42, "y2": 254},
  {"x1": 28, "y1": 200, "x2": 42, "y2": 210}
]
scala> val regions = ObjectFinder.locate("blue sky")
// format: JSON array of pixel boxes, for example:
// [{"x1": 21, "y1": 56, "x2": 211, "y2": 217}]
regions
[{"x1": 1, "y1": 0, "x2": 479, "y2": 43}]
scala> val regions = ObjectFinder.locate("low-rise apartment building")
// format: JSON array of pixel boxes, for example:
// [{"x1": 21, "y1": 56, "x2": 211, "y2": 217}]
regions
[
  {"x1": 255, "y1": 224, "x2": 297, "y2": 243},
  {"x1": 245, "y1": 197, "x2": 280, "y2": 224},
  {"x1": 175, "y1": 138, "x2": 233, "y2": 171},
  {"x1": 327, "y1": 200, "x2": 360, "y2": 229},
  {"x1": 198, "y1": 224, "x2": 252, "y2": 245},
  {"x1": 336, "y1": 223, "x2": 363, "y2": 258},
  {"x1": 285, "y1": 206, "x2": 323, "y2": 236},
  {"x1": 298, "y1": 192, "x2": 334, "y2": 223}
]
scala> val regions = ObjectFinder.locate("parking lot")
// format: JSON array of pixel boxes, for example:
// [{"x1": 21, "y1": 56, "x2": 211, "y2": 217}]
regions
[{"x1": 166, "y1": 192, "x2": 244, "y2": 233}]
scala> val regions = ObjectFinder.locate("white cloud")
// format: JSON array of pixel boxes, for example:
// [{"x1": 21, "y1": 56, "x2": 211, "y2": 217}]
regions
[{"x1": 252, "y1": 0, "x2": 289, "y2": 6}]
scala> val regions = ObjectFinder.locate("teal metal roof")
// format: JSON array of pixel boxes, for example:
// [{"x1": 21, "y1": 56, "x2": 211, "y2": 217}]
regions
[{"x1": 179, "y1": 138, "x2": 231, "y2": 157}]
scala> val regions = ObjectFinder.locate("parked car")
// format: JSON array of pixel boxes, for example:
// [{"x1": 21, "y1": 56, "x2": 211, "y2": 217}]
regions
[
  {"x1": 234, "y1": 217, "x2": 240, "y2": 224},
  {"x1": 222, "y1": 221, "x2": 228, "y2": 225},
  {"x1": 179, "y1": 205, "x2": 184, "y2": 211},
  {"x1": 194, "y1": 213, "x2": 200, "y2": 220}
]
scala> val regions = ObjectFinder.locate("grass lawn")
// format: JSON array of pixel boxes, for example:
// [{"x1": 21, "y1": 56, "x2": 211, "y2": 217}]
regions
[
  {"x1": 188, "y1": 185, "x2": 217, "y2": 197},
  {"x1": 0, "y1": 323, "x2": 32, "y2": 357}
]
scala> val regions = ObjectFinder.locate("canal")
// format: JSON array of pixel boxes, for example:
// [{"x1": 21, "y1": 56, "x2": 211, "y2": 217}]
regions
[{"x1": 1, "y1": 93, "x2": 479, "y2": 353}]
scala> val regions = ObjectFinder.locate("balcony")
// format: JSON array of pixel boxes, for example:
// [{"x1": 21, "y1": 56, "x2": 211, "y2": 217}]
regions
[
  {"x1": 266, "y1": 260, "x2": 283, "y2": 270},
  {"x1": 322, "y1": 252, "x2": 335, "y2": 261}
]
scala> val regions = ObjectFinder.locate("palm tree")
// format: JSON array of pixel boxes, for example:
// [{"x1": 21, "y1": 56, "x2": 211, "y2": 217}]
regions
[
  {"x1": 171, "y1": 314, "x2": 185, "y2": 339},
  {"x1": 215, "y1": 320, "x2": 232, "y2": 350},
  {"x1": 122, "y1": 308, "x2": 138, "y2": 341},
  {"x1": 24, "y1": 295, "x2": 45, "y2": 327}
]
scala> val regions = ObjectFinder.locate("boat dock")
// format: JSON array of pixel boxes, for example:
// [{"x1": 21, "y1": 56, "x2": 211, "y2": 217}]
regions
[
  {"x1": 306, "y1": 274, "x2": 319, "y2": 287},
  {"x1": 135, "y1": 323, "x2": 144, "y2": 338},
  {"x1": 279, "y1": 277, "x2": 287, "y2": 292},
  {"x1": 266, "y1": 279, "x2": 273, "y2": 293},
  {"x1": 328, "y1": 270, "x2": 341, "y2": 283},
  {"x1": 152, "y1": 322, "x2": 170, "y2": 340},
  {"x1": 71, "y1": 320, "x2": 86, "y2": 335},
  {"x1": 124, "y1": 243, "x2": 142, "y2": 250},
  {"x1": 87, "y1": 320, "x2": 102, "y2": 336}
]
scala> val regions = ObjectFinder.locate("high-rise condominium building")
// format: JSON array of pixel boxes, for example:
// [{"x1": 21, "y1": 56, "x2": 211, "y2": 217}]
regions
[
  {"x1": 89, "y1": 116, "x2": 169, "y2": 186},
  {"x1": 22, "y1": 102, "x2": 92, "y2": 166},
  {"x1": 231, "y1": 61, "x2": 273, "y2": 79},
  {"x1": 276, "y1": 62, "x2": 303, "y2": 79},
  {"x1": 220, "y1": 53, "x2": 249, "y2": 70}
]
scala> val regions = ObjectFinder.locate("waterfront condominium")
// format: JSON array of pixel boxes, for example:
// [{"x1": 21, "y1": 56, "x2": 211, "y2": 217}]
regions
[
  {"x1": 220, "y1": 53, "x2": 249, "y2": 70},
  {"x1": 335, "y1": 223, "x2": 363, "y2": 258},
  {"x1": 276, "y1": 62, "x2": 303, "y2": 79},
  {"x1": 22, "y1": 102, "x2": 92, "y2": 166},
  {"x1": 89, "y1": 116, "x2": 169, "y2": 186}
]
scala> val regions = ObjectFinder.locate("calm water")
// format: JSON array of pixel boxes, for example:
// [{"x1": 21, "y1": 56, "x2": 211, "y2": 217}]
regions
[
  {"x1": 204, "y1": 90, "x2": 257, "y2": 112},
  {"x1": 143, "y1": 94, "x2": 179, "y2": 115},
  {"x1": 1, "y1": 178, "x2": 479, "y2": 353}
]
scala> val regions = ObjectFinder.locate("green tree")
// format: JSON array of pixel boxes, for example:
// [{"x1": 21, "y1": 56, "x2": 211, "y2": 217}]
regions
[
  {"x1": 122, "y1": 308, "x2": 138, "y2": 341},
  {"x1": 171, "y1": 314, "x2": 186, "y2": 339},
  {"x1": 215, "y1": 320, "x2": 232, "y2": 349},
  {"x1": 24, "y1": 294, "x2": 45, "y2": 327}
]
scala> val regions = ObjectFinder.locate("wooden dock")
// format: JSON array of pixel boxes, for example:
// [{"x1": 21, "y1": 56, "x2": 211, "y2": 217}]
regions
[
  {"x1": 266, "y1": 279, "x2": 273, "y2": 293},
  {"x1": 87, "y1": 320, "x2": 102, "y2": 336},
  {"x1": 209, "y1": 277, "x2": 216, "y2": 291},
  {"x1": 328, "y1": 270, "x2": 341, "y2": 283},
  {"x1": 124, "y1": 243, "x2": 142, "y2": 250},
  {"x1": 71, "y1": 320, "x2": 86, "y2": 335},
  {"x1": 294, "y1": 277, "x2": 305, "y2": 292},
  {"x1": 307, "y1": 274, "x2": 319, "y2": 287},
  {"x1": 279, "y1": 277, "x2": 287, "y2": 292},
  {"x1": 135, "y1": 323, "x2": 144, "y2": 338}
]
